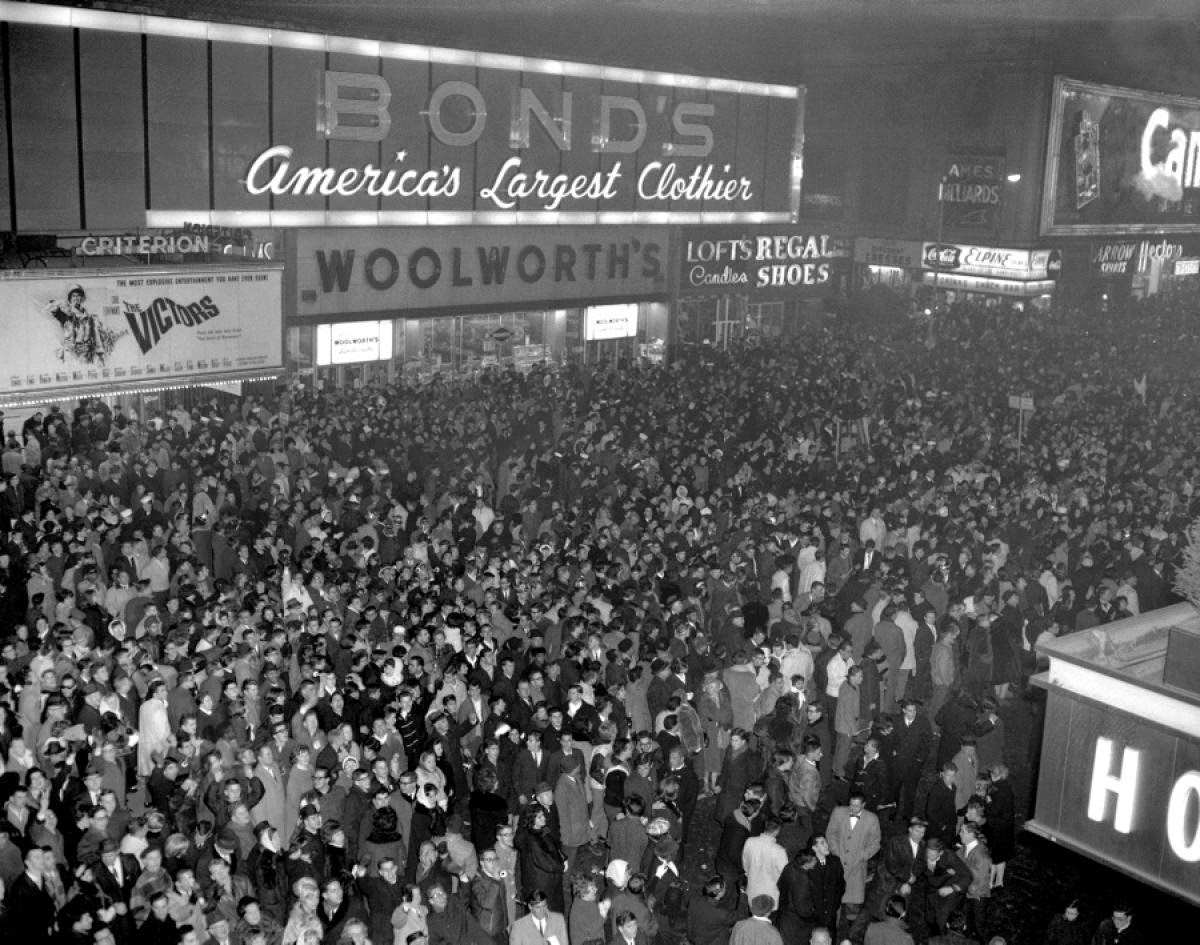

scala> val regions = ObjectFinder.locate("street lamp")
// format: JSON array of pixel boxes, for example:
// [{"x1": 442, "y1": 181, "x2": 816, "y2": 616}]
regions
[{"x1": 934, "y1": 174, "x2": 948, "y2": 308}]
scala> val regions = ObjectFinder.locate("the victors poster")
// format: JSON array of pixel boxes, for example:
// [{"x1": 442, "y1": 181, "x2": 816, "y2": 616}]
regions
[{"x1": 0, "y1": 266, "x2": 283, "y2": 399}]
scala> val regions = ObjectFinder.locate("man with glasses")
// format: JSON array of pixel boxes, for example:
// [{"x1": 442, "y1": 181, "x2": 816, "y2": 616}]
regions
[
  {"x1": 426, "y1": 881, "x2": 493, "y2": 945},
  {"x1": 1091, "y1": 903, "x2": 1144, "y2": 945},
  {"x1": 470, "y1": 849, "x2": 510, "y2": 945},
  {"x1": 343, "y1": 768, "x2": 375, "y2": 860}
]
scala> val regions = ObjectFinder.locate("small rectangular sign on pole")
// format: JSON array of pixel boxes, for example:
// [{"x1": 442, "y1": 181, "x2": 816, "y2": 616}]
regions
[{"x1": 1009, "y1": 393, "x2": 1034, "y2": 462}]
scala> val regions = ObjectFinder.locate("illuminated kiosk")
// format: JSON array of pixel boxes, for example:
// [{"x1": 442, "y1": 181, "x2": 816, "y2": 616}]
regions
[{"x1": 1029, "y1": 603, "x2": 1200, "y2": 907}]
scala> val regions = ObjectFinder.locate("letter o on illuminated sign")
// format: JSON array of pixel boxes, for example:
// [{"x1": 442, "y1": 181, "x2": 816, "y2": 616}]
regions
[
  {"x1": 1166, "y1": 771, "x2": 1200, "y2": 862},
  {"x1": 428, "y1": 81, "x2": 487, "y2": 147},
  {"x1": 364, "y1": 249, "x2": 400, "y2": 291}
]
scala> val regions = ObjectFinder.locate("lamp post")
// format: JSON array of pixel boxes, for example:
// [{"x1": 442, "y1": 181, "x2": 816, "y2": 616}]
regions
[{"x1": 934, "y1": 173, "x2": 948, "y2": 310}]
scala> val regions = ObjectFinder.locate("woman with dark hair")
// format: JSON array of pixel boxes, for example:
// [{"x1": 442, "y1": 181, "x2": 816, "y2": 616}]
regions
[
  {"x1": 514, "y1": 804, "x2": 566, "y2": 912},
  {"x1": 469, "y1": 766, "x2": 510, "y2": 854},
  {"x1": 987, "y1": 763, "x2": 1016, "y2": 889},
  {"x1": 361, "y1": 806, "x2": 405, "y2": 876},
  {"x1": 320, "y1": 820, "x2": 354, "y2": 887}
]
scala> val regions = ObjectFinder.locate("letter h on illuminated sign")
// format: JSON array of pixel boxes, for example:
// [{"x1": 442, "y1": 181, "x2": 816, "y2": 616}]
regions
[{"x1": 1087, "y1": 737, "x2": 1140, "y2": 833}]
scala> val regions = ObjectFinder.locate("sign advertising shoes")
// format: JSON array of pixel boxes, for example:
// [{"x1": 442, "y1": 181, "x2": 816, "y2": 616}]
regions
[{"x1": 680, "y1": 227, "x2": 851, "y2": 298}]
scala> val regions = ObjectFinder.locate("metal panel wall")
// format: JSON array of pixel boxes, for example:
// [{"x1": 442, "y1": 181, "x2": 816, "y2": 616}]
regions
[
  {"x1": 78, "y1": 30, "x2": 145, "y2": 228},
  {"x1": 145, "y1": 35, "x2": 209, "y2": 214},
  {"x1": 9, "y1": 24, "x2": 79, "y2": 230},
  {"x1": 211, "y1": 41, "x2": 269, "y2": 213}
]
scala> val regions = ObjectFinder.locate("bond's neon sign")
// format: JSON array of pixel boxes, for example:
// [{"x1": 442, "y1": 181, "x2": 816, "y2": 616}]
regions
[{"x1": 243, "y1": 71, "x2": 759, "y2": 213}]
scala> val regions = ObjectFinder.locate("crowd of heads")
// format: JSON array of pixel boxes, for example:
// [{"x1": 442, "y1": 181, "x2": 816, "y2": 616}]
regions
[{"x1": 0, "y1": 290, "x2": 1185, "y2": 945}]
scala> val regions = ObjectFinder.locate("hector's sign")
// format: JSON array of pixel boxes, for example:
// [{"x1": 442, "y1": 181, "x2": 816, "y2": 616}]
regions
[
  {"x1": 681, "y1": 227, "x2": 850, "y2": 298},
  {"x1": 1090, "y1": 237, "x2": 1194, "y2": 275}
]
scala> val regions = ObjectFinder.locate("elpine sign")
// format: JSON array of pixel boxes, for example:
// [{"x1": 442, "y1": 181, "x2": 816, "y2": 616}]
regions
[
  {"x1": 681, "y1": 227, "x2": 850, "y2": 298},
  {"x1": 921, "y1": 243, "x2": 1060, "y2": 280},
  {"x1": 0, "y1": 2, "x2": 801, "y2": 231},
  {"x1": 1042, "y1": 76, "x2": 1200, "y2": 235},
  {"x1": 292, "y1": 226, "x2": 668, "y2": 317},
  {"x1": 1029, "y1": 690, "x2": 1200, "y2": 906}
]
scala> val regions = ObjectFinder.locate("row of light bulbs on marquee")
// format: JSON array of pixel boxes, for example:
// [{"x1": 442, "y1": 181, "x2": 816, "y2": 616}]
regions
[{"x1": 1, "y1": 373, "x2": 281, "y2": 409}]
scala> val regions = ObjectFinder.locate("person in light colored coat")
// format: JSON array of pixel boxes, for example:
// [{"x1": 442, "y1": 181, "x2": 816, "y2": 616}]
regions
[
  {"x1": 950, "y1": 741, "x2": 980, "y2": 812},
  {"x1": 959, "y1": 822, "x2": 992, "y2": 939},
  {"x1": 723, "y1": 656, "x2": 763, "y2": 731},
  {"x1": 509, "y1": 891, "x2": 569, "y2": 945},
  {"x1": 252, "y1": 743, "x2": 288, "y2": 838},
  {"x1": 138, "y1": 680, "x2": 172, "y2": 777},
  {"x1": 826, "y1": 794, "x2": 882, "y2": 906},
  {"x1": 554, "y1": 763, "x2": 592, "y2": 858}
]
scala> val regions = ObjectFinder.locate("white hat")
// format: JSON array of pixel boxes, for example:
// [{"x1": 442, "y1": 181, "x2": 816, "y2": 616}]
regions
[{"x1": 605, "y1": 859, "x2": 629, "y2": 884}]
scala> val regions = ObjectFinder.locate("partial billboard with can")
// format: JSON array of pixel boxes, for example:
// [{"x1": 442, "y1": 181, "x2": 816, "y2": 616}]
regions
[{"x1": 1042, "y1": 76, "x2": 1200, "y2": 235}]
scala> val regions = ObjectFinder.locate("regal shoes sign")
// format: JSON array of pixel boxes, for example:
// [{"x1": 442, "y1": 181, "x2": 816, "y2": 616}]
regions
[{"x1": 680, "y1": 227, "x2": 851, "y2": 298}]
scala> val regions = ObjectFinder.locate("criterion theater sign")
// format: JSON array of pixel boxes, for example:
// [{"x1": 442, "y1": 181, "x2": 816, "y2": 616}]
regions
[
  {"x1": 292, "y1": 226, "x2": 668, "y2": 317},
  {"x1": 73, "y1": 233, "x2": 213, "y2": 256},
  {"x1": 681, "y1": 227, "x2": 850, "y2": 297},
  {"x1": 0, "y1": 3, "x2": 802, "y2": 231},
  {"x1": 1042, "y1": 76, "x2": 1200, "y2": 235}
]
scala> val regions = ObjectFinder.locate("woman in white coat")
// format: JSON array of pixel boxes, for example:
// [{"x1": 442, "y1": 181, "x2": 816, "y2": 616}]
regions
[{"x1": 137, "y1": 679, "x2": 172, "y2": 777}]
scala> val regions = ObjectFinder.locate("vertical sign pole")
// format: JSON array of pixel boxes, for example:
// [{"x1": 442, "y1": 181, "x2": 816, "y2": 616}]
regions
[{"x1": 1017, "y1": 406, "x2": 1024, "y2": 464}]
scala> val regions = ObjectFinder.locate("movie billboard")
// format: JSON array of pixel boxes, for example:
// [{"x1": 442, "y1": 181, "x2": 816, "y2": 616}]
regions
[
  {"x1": 0, "y1": 266, "x2": 283, "y2": 399},
  {"x1": 1042, "y1": 76, "x2": 1200, "y2": 235}
]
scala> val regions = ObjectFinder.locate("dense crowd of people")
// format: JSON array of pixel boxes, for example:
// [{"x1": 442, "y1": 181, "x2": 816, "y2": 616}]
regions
[{"x1": 0, "y1": 292, "x2": 1185, "y2": 945}]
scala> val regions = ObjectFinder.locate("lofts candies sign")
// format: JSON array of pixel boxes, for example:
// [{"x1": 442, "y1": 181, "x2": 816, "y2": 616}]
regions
[{"x1": 681, "y1": 227, "x2": 850, "y2": 298}]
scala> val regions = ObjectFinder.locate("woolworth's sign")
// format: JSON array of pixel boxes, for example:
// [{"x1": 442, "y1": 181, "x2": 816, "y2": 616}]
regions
[{"x1": 292, "y1": 226, "x2": 669, "y2": 317}]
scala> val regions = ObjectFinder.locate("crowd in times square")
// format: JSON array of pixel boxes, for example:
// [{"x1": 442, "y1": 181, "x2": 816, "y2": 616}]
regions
[{"x1": 0, "y1": 289, "x2": 1192, "y2": 945}]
